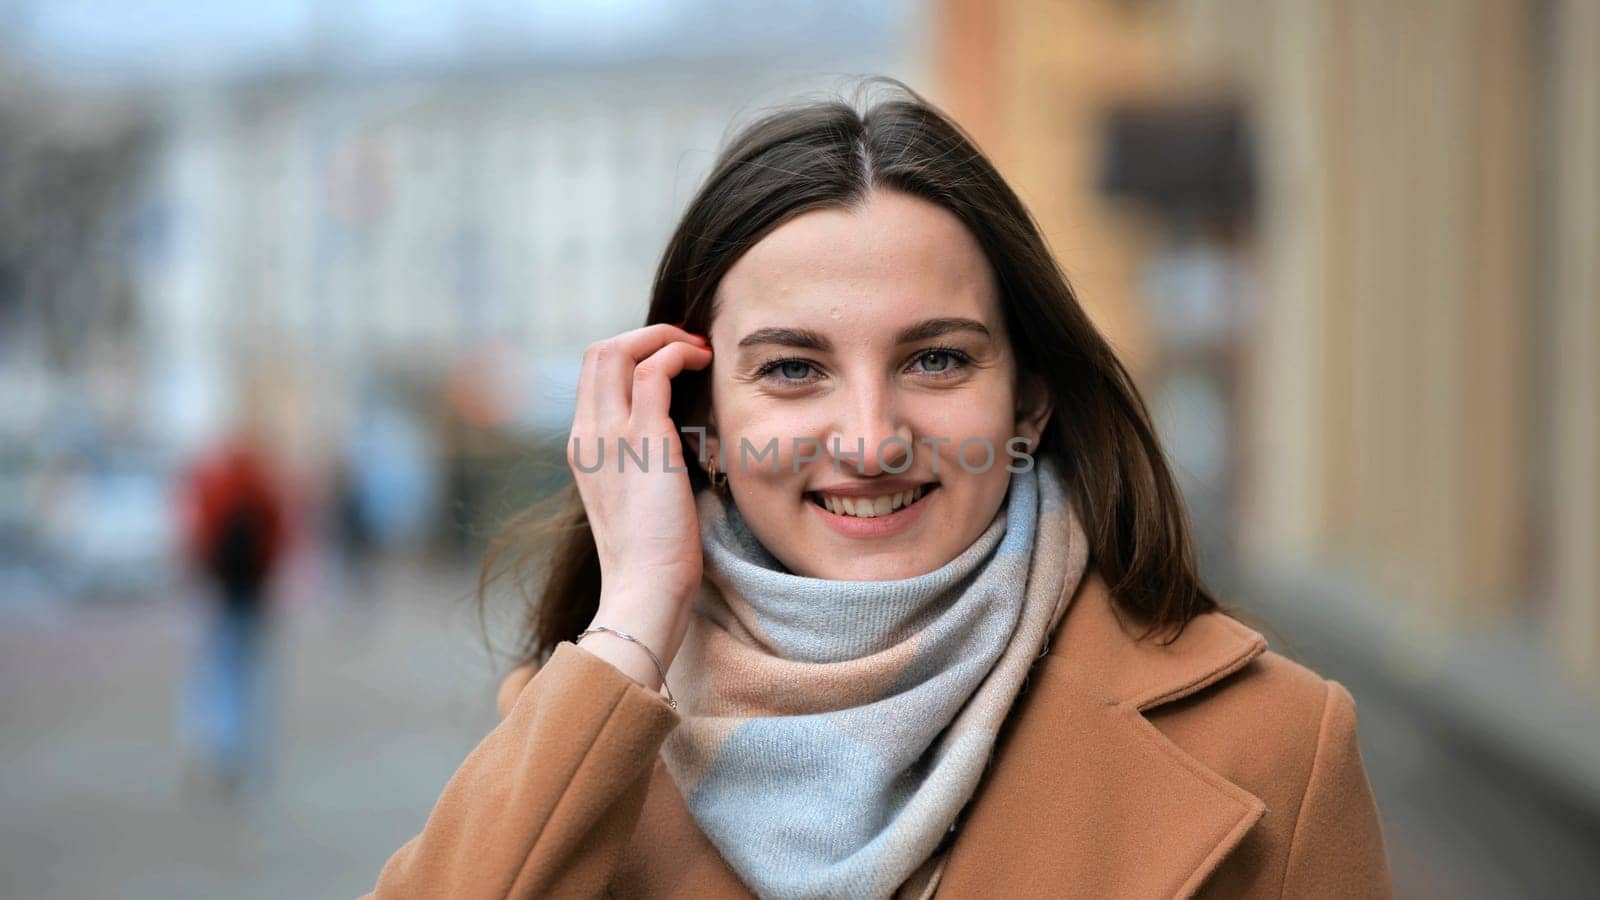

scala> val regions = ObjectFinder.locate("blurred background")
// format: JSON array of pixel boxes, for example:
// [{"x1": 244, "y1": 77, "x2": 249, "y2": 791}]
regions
[{"x1": 0, "y1": 1, "x2": 1595, "y2": 897}]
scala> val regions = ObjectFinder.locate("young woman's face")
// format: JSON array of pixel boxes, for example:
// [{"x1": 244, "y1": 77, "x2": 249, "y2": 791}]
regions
[{"x1": 702, "y1": 188, "x2": 1051, "y2": 580}]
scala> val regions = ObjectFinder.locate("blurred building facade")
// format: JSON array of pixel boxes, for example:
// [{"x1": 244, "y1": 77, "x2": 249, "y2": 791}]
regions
[
  {"x1": 142, "y1": 66, "x2": 788, "y2": 454},
  {"x1": 936, "y1": 0, "x2": 1599, "y2": 686},
  {"x1": 1176, "y1": 0, "x2": 1598, "y2": 688}
]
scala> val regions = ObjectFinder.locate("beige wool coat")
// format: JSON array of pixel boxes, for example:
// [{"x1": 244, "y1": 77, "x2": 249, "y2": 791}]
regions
[{"x1": 367, "y1": 570, "x2": 1394, "y2": 898}]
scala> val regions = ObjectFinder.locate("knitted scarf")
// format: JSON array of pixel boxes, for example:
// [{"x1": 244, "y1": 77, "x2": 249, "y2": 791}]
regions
[{"x1": 660, "y1": 455, "x2": 1089, "y2": 899}]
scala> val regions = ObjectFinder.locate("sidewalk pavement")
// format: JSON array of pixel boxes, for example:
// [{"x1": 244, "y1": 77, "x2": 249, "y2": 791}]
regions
[
  {"x1": 1224, "y1": 561, "x2": 1600, "y2": 900},
  {"x1": 0, "y1": 556, "x2": 504, "y2": 900}
]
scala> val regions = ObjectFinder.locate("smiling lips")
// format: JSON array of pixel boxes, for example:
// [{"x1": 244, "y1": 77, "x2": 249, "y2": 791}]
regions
[{"x1": 808, "y1": 483, "x2": 935, "y2": 518}]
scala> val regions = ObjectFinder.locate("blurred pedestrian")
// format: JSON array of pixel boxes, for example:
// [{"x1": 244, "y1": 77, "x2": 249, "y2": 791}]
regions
[{"x1": 174, "y1": 430, "x2": 290, "y2": 794}]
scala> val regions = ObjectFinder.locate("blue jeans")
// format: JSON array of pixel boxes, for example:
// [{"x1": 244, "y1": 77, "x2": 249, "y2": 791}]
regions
[{"x1": 179, "y1": 588, "x2": 271, "y2": 783}]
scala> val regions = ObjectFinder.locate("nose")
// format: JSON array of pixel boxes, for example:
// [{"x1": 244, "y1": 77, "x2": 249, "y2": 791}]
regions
[{"x1": 825, "y1": 381, "x2": 914, "y2": 476}]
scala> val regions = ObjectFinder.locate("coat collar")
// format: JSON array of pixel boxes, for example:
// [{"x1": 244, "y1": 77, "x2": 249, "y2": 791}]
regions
[
  {"x1": 1044, "y1": 568, "x2": 1269, "y2": 714},
  {"x1": 935, "y1": 569, "x2": 1270, "y2": 898}
]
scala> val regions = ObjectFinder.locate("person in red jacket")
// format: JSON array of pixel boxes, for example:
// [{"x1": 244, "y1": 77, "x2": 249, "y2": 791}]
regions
[{"x1": 175, "y1": 430, "x2": 290, "y2": 793}]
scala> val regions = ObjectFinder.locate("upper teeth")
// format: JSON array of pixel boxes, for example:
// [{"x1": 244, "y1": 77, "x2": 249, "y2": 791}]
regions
[{"x1": 816, "y1": 485, "x2": 928, "y2": 518}]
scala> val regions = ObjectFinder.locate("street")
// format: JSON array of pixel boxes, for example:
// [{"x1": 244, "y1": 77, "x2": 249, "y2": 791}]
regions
[{"x1": 0, "y1": 556, "x2": 501, "y2": 900}]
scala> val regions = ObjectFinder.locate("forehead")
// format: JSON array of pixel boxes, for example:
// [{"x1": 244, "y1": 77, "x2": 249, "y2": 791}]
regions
[{"x1": 712, "y1": 189, "x2": 1001, "y2": 334}]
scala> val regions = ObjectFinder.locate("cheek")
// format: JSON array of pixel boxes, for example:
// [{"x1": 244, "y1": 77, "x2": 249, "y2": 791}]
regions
[
  {"x1": 908, "y1": 379, "x2": 1016, "y2": 436},
  {"x1": 712, "y1": 403, "x2": 819, "y2": 489},
  {"x1": 928, "y1": 406, "x2": 1017, "y2": 459},
  {"x1": 922, "y1": 403, "x2": 1021, "y2": 504}
]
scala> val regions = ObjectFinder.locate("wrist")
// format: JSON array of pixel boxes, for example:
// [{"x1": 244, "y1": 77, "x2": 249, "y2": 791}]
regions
[
  {"x1": 593, "y1": 592, "x2": 688, "y2": 650},
  {"x1": 598, "y1": 580, "x2": 695, "y2": 612},
  {"x1": 575, "y1": 626, "x2": 668, "y2": 697}
]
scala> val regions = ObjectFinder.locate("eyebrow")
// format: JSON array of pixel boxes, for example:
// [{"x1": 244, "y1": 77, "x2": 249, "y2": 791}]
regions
[{"x1": 736, "y1": 317, "x2": 993, "y2": 352}]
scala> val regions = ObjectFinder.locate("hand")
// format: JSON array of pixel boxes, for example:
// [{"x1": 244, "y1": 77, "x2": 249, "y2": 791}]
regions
[{"x1": 567, "y1": 323, "x2": 713, "y2": 688}]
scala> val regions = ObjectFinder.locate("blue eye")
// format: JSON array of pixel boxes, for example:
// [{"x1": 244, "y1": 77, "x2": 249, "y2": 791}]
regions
[
  {"x1": 910, "y1": 347, "x2": 970, "y2": 375},
  {"x1": 778, "y1": 360, "x2": 813, "y2": 380},
  {"x1": 756, "y1": 358, "x2": 819, "y2": 383}
]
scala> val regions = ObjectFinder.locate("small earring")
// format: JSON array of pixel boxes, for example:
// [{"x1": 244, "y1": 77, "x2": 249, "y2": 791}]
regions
[{"x1": 707, "y1": 454, "x2": 728, "y2": 493}]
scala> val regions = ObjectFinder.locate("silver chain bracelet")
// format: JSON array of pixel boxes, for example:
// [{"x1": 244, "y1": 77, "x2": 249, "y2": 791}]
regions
[{"x1": 575, "y1": 625, "x2": 678, "y2": 710}]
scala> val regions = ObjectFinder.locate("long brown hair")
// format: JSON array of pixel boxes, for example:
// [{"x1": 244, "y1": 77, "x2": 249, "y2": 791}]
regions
[{"x1": 482, "y1": 77, "x2": 1223, "y2": 670}]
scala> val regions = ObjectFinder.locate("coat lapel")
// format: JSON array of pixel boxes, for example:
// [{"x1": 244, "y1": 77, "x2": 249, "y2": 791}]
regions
[{"x1": 935, "y1": 571, "x2": 1270, "y2": 898}]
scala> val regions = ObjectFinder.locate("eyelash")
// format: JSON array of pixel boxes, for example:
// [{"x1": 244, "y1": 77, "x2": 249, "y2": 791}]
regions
[{"x1": 754, "y1": 346, "x2": 974, "y2": 385}]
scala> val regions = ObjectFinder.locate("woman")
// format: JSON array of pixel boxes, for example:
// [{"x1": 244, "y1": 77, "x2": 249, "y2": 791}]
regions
[{"x1": 368, "y1": 80, "x2": 1393, "y2": 899}]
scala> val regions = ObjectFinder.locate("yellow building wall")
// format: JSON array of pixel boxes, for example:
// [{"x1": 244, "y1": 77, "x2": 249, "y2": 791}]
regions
[{"x1": 931, "y1": 0, "x2": 1599, "y2": 680}]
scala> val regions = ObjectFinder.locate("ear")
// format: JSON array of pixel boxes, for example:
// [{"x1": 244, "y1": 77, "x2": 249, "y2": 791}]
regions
[
  {"x1": 682, "y1": 410, "x2": 721, "y2": 475},
  {"x1": 702, "y1": 431, "x2": 723, "y2": 477},
  {"x1": 1013, "y1": 373, "x2": 1054, "y2": 454}
]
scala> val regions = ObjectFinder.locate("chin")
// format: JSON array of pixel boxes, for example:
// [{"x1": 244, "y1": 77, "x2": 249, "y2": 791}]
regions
[{"x1": 821, "y1": 551, "x2": 936, "y2": 582}]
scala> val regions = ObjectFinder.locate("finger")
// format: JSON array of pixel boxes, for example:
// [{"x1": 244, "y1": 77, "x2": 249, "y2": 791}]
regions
[
  {"x1": 629, "y1": 340, "x2": 712, "y2": 429},
  {"x1": 579, "y1": 323, "x2": 707, "y2": 427},
  {"x1": 583, "y1": 324, "x2": 708, "y2": 422},
  {"x1": 577, "y1": 339, "x2": 625, "y2": 424}
]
